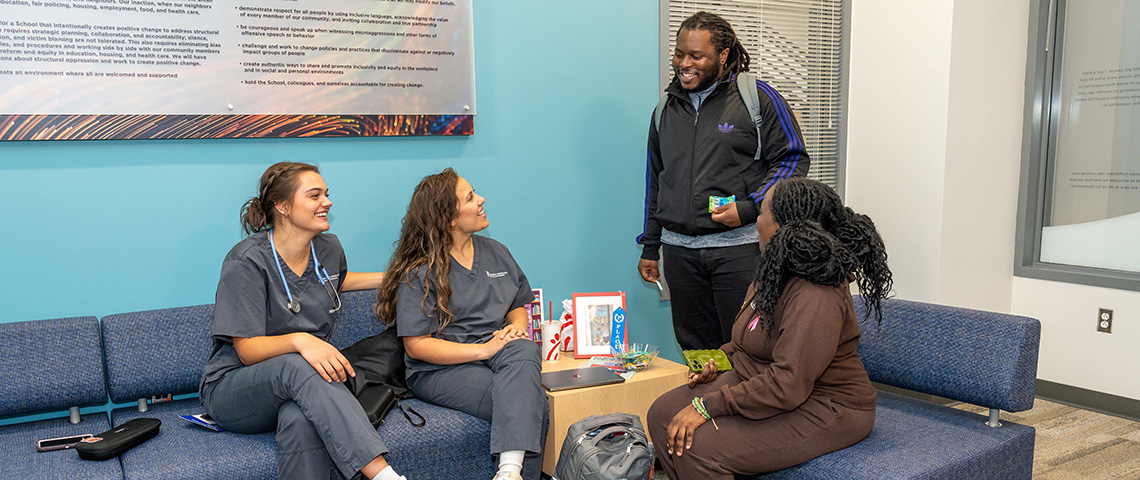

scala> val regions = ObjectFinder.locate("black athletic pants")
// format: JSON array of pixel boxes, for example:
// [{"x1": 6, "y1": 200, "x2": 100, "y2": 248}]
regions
[{"x1": 661, "y1": 243, "x2": 759, "y2": 351}]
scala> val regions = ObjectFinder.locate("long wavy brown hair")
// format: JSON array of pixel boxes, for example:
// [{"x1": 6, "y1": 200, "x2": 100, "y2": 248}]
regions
[{"x1": 376, "y1": 168, "x2": 460, "y2": 329}]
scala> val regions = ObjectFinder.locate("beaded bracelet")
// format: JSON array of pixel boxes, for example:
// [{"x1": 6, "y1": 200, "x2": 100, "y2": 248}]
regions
[{"x1": 691, "y1": 397, "x2": 719, "y2": 430}]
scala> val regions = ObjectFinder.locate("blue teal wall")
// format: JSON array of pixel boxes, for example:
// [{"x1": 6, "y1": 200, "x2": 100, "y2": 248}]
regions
[{"x1": 0, "y1": 0, "x2": 681, "y2": 404}]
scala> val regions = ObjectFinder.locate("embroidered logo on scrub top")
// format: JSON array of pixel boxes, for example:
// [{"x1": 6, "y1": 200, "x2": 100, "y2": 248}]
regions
[
  {"x1": 327, "y1": 273, "x2": 339, "y2": 281},
  {"x1": 486, "y1": 271, "x2": 507, "y2": 278}
]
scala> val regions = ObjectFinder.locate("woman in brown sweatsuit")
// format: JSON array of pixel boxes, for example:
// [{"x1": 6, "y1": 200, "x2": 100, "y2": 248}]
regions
[{"x1": 647, "y1": 177, "x2": 893, "y2": 479}]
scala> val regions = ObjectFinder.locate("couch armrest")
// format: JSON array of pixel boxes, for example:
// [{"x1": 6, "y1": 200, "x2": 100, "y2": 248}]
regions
[{"x1": 855, "y1": 297, "x2": 1041, "y2": 412}]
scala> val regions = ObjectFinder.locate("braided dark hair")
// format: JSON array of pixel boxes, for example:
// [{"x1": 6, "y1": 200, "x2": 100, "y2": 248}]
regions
[
  {"x1": 750, "y1": 178, "x2": 893, "y2": 330},
  {"x1": 679, "y1": 11, "x2": 751, "y2": 81},
  {"x1": 240, "y1": 162, "x2": 320, "y2": 235}
]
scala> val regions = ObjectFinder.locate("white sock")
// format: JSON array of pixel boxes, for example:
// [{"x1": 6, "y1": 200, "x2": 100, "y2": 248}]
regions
[
  {"x1": 497, "y1": 450, "x2": 525, "y2": 475},
  {"x1": 372, "y1": 465, "x2": 404, "y2": 480}
]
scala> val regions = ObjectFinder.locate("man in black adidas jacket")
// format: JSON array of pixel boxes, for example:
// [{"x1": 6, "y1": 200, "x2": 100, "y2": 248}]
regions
[{"x1": 637, "y1": 11, "x2": 809, "y2": 350}]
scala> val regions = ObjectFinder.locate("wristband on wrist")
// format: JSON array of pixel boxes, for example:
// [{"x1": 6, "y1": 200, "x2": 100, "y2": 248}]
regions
[{"x1": 691, "y1": 397, "x2": 718, "y2": 430}]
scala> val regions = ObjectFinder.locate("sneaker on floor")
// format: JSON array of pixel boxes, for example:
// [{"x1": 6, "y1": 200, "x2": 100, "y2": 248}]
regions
[{"x1": 491, "y1": 472, "x2": 522, "y2": 480}]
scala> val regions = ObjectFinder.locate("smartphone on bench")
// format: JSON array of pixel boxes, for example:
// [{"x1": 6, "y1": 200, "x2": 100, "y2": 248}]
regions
[{"x1": 36, "y1": 434, "x2": 93, "y2": 452}]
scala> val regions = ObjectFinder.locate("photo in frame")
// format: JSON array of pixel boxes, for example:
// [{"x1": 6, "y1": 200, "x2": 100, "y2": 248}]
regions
[{"x1": 572, "y1": 292, "x2": 627, "y2": 358}]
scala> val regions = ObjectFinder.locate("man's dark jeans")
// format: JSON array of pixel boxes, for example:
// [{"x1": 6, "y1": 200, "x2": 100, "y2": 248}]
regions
[{"x1": 662, "y1": 243, "x2": 759, "y2": 351}]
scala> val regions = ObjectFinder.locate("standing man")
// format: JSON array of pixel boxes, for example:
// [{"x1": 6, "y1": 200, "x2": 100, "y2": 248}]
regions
[{"x1": 637, "y1": 11, "x2": 809, "y2": 350}]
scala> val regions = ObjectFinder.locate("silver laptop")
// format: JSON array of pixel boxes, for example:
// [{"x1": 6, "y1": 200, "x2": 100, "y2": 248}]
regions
[{"x1": 541, "y1": 366, "x2": 625, "y2": 392}]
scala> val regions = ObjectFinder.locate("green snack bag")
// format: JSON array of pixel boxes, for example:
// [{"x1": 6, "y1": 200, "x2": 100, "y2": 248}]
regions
[{"x1": 708, "y1": 195, "x2": 735, "y2": 213}]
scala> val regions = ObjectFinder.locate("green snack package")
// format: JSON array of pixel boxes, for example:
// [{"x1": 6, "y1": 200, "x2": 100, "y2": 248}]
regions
[{"x1": 708, "y1": 195, "x2": 736, "y2": 213}]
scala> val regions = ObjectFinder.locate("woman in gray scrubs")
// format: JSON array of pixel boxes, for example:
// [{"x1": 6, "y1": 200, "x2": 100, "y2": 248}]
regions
[
  {"x1": 376, "y1": 168, "x2": 548, "y2": 480},
  {"x1": 200, "y1": 162, "x2": 406, "y2": 480}
]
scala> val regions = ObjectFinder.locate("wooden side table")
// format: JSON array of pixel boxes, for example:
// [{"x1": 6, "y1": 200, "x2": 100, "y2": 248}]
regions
[{"x1": 540, "y1": 355, "x2": 690, "y2": 475}]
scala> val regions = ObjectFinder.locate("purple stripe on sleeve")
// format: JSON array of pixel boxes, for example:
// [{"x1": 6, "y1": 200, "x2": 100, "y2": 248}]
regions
[
  {"x1": 750, "y1": 79, "x2": 805, "y2": 201},
  {"x1": 636, "y1": 147, "x2": 653, "y2": 244}
]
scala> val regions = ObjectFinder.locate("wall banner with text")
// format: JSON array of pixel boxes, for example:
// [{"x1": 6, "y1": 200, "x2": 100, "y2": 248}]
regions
[{"x1": 0, "y1": 0, "x2": 474, "y2": 140}]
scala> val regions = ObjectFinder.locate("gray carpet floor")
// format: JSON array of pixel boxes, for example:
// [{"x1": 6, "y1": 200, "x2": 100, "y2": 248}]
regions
[{"x1": 954, "y1": 398, "x2": 1140, "y2": 479}]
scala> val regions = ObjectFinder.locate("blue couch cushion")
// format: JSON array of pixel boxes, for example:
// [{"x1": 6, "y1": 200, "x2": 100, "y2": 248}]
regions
[
  {"x1": 112, "y1": 399, "x2": 277, "y2": 480},
  {"x1": 112, "y1": 398, "x2": 495, "y2": 480},
  {"x1": 755, "y1": 391, "x2": 1035, "y2": 480},
  {"x1": 102, "y1": 290, "x2": 496, "y2": 480},
  {"x1": 0, "y1": 317, "x2": 107, "y2": 416},
  {"x1": 0, "y1": 413, "x2": 122, "y2": 480},
  {"x1": 378, "y1": 399, "x2": 495, "y2": 479},
  {"x1": 99, "y1": 290, "x2": 384, "y2": 406},
  {"x1": 102, "y1": 304, "x2": 215, "y2": 403},
  {"x1": 99, "y1": 290, "x2": 378, "y2": 406},
  {"x1": 855, "y1": 297, "x2": 1040, "y2": 412},
  {"x1": 328, "y1": 290, "x2": 386, "y2": 350}
]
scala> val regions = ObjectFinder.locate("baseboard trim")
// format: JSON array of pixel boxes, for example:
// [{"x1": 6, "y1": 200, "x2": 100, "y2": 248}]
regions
[{"x1": 1035, "y1": 379, "x2": 1140, "y2": 422}]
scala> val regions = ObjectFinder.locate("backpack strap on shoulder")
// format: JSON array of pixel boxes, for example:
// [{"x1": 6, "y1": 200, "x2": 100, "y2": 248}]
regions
[
  {"x1": 653, "y1": 93, "x2": 669, "y2": 134},
  {"x1": 735, "y1": 71, "x2": 764, "y2": 161}
]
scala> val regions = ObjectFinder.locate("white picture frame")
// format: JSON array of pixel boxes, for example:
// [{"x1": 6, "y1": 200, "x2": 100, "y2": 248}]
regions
[{"x1": 572, "y1": 291, "x2": 626, "y2": 358}]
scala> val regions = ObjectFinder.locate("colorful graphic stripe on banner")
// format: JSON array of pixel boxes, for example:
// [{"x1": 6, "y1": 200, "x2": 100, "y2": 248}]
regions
[{"x1": 0, "y1": 114, "x2": 473, "y2": 141}]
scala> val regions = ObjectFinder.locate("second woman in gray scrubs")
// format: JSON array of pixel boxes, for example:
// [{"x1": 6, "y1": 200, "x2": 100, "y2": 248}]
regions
[{"x1": 376, "y1": 168, "x2": 548, "y2": 480}]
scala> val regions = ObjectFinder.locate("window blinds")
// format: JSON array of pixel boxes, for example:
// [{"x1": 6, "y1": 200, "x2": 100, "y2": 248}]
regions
[{"x1": 666, "y1": 0, "x2": 845, "y2": 188}]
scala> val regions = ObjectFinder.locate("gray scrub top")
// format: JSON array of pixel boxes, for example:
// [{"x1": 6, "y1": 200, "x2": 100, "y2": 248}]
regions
[
  {"x1": 396, "y1": 236, "x2": 533, "y2": 376},
  {"x1": 201, "y1": 232, "x2": 348, "y2": 388}
]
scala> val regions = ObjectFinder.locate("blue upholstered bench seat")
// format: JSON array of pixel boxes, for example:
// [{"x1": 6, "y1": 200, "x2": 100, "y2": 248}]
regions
[
  {"x1": 0, "y1": 316, "x2": 121, "y2": 480},
  {"x1": 374, "y1": 398, "x2": 495, "y2": 479},
  {"x1": 4, "y1": 290, "x2": 1039, "y2": 479},
  {"x1": 99, "y1": 290, "x2": 496, "y2": 480},
  {"x1": 758, "y1": 391, "x2": 1035, "y2": 479},
  {"x1": 752, "y1": 298, "x2": 1042, "y2": 480},
  {"x1": 111, "y1": 399, "x2": 277, "y2": 480},
  {"x1": 107, "y1": 396, "x2": 495, "y2": 480},
  {"x1": 0, "y1": 414, "x2": 122, "y2": 480}
]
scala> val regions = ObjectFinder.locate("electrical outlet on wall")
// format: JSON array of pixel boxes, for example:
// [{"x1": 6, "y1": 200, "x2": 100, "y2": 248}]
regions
[{"x1": 1097, "y1": 308, "x2": 1113, "y2": 334}]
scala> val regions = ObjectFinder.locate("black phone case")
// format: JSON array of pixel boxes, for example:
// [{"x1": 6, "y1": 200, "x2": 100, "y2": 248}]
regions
[{"x1": 75, "y1": 418, "x2": 161, "y2": 461}]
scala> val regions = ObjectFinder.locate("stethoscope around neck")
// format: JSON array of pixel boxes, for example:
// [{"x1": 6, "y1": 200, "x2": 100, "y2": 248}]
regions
[{"x1": 268, "y1": 229, "x2": 342, "y2": 315}]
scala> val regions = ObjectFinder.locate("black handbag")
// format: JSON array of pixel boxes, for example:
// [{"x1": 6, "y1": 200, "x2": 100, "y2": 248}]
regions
[
  {"x1": 354, "y1": 384, "x2": 397, "y2": 427},
  {"x1": 341, "y1": 328, "x2": 424, "y2": 428}
]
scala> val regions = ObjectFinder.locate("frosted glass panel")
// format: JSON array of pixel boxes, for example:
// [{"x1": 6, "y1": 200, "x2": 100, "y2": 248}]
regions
[{"x1": 1041, "y1": 0, "x2": 1140, "y2": 270}]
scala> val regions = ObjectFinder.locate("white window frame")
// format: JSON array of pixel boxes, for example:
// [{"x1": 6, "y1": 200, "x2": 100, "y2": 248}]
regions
[{"x1": 1015, "y1": 0, "x2": 1140, "y2": 291}]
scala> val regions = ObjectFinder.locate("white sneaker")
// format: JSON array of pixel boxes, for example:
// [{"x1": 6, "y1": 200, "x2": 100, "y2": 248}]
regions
[{"x1": 491, "y1": 472, "x2": 522, "y2": 480}]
